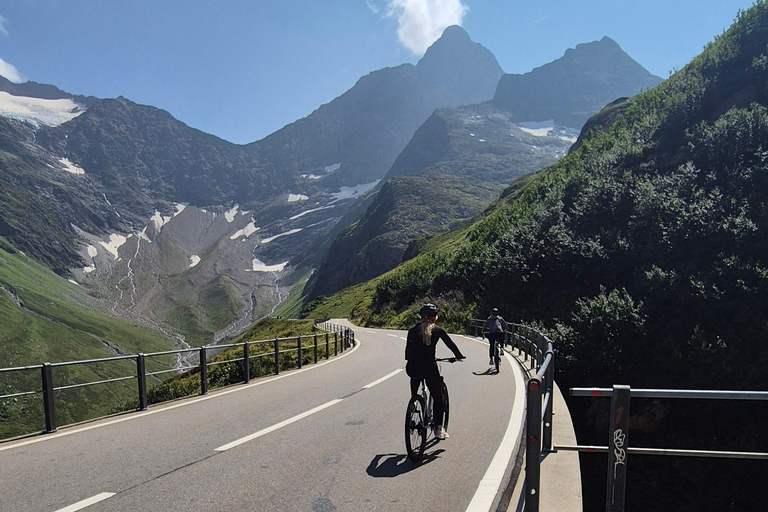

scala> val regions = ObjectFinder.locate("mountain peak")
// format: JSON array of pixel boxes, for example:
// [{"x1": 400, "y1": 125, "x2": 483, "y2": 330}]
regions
[
  {"x1": 414, "y1": 25, "x2": 504, "y2": 107},
  {"x1": 440, "y1": 24, "x2": 471, "y2": 42},
  {"x1": 493, "y1": 37, "x2": 663, "y2": 128}
]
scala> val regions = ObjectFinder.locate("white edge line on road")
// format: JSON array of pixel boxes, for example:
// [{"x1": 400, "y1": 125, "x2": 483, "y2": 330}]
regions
[
  {"x1": 363, "y1": 368, "x2": 403, "y2": 389},
  {"x1": 457, "y1": 335, "x2": 527, "y2": 512},
  {"x1": 54, "y1": 492, "x2": 115, "y2": 512},
  {"x1": 387, "y1": 334, "x2": 400, "y2": 338},
  {"x1": 0, "y1": 337, "x2": 362, "y2": 453},
  {"x1": 215, "y1": 399, "x2": 344, "y2": 451}
]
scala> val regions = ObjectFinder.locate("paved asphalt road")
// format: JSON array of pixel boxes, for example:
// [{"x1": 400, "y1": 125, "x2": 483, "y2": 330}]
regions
[{"x1": 0, "y1": 321, "x2": 525, "y2": 512}]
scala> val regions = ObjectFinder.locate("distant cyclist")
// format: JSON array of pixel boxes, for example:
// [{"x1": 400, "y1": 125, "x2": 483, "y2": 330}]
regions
[
  {"x1": 405, "y1": 303, "x2": 465, "y2": 440},
  {"x1": 483, "y1": 308, "x2": 509, "y2": 366}
]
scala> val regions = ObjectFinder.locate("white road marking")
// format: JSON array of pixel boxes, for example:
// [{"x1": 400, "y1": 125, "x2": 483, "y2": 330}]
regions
[
  {"x1": 54, "y1": 492, "x2": 115, "y2": 512},
  {"x1": 215, "y1": 399, "x2": 344, "y2": 451},
  {"x1": 0, "y1": 338, "x2": 362, "y2": 453},
  {"x1": 458, "y1": 335, "x2": 527, "y2": 512},
  {"x1": 387, "y1": 334, "x2": 400, "y2": 338},
  {"x1": 363, "y1": 369, "x2": 403, "y2": 389}
]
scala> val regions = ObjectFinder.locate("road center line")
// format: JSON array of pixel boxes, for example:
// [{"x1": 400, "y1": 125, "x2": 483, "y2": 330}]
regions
[
  {"x1": 214, "y1": 399, "x2": 344, "y2": 451},
  {"x1": 54, "y1": 492, "x2": 115, "y2": 512},
  {"x1": 363, "y1": 369, "x2": 403, "y2": 389}
]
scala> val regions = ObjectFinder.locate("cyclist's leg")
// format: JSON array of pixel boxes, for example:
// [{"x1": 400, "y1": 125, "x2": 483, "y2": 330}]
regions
[
  {"x1": 424, "y1": 368, "x2": 444, "y2": 427},
  {"x1": 410, "y1": 377, "x2": 421, "y2": 397}
]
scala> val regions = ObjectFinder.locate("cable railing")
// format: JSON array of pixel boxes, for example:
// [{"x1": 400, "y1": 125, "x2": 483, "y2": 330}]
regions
[{"x1": 0, "y1": 323, "x2": 355, "y2": 438}]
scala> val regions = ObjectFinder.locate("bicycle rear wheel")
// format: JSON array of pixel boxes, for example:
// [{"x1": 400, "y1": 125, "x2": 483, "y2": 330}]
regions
[
  {"x1": 441, "y1": 380, "x2": 450, "y2": 430},
  {"x1": 494, "y1": 342, "x2": 500, "y2": 373},
  {"x1": 405, "y1": 395, "x2": 427, "y2": 462}
]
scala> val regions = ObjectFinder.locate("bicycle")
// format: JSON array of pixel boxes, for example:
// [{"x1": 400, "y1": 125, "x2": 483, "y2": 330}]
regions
[
  {"x1": 485, "y1": 332, "x2": 506, "y2": 373},
  {"x1": 404, "y1": 357, "x2": 456, "y2": 462}
]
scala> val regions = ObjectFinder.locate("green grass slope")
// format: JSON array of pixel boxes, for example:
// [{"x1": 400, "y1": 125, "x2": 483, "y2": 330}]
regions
[{"x1": 0, "y1": 237, "x2": 177, "y2": 438}]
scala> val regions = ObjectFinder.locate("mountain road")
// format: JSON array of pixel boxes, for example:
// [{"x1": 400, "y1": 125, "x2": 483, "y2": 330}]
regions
[{"x1": 0, "y1": 321, "x2": 525, "y2": 512}]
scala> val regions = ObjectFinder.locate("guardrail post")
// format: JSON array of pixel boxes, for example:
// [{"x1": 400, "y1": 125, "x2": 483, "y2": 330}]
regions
[
  {"x1": 335, "y1": 332, "x2": 339, "y2": 356},
  {"x1": 297, "y1": 337, "x2": 303, "y2": 369},
  {"x1": 543, "y1": 350, "x2": 555, "y2": 451},
  {"x1": 525, "y1": 376, "x2": 543, "y2": 512},
  {"x1": 41, "y1": 363, "x2": 57, "y2": 433},
  {"x1": 200, "y1": 347, "x2": 208, "y2": 395},
  {"x1": 314, "y1": 334, "x2": 318, "y2": 364},
  {"x1": 137, "y1": 354, "x2": 147, "y2": 411},
  {"x1": 606, "y1": 385, "x2": 631, "y2": 512},
  {"x1": 274, "y1": 339, "x2": 280, "y2": 374},
  {"x1": 327, "y1": 333, "x2": 332, "y2": 359},
  {"x1": 243, "y1": 343, "x2": 250, "y2": 383},
  {"x1": 524, "y1": 329, "x2": 529, "y2": 362}
]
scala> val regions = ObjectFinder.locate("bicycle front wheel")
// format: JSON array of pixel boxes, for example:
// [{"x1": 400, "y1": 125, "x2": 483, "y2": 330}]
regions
[
  {"x1": 405, "y1": 395, "x2": 427, "y2": 462},
  {"x1": 441, "y1": 380, "x2": 450, "y2": 431},
  {"x1": 494, "y1": 343, "x2": 501, "y2": 373}
]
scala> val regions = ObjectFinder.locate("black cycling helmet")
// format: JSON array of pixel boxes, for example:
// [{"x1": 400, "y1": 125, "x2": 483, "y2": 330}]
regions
[
  {"x1": 491, "y1": 307, "x2": 499, "y2": 315},
  {"x1": 420, "y1": 303, "x2": 439, "y2": 317}
]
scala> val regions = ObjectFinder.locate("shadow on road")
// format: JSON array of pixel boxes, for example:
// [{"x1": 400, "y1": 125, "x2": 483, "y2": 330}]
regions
[
  {"x1": 367, "y1": 449, "x2": 445, "y2": 477},
  {"x1": 472, "y1": 368, "x2": 500, "y2": 376}
]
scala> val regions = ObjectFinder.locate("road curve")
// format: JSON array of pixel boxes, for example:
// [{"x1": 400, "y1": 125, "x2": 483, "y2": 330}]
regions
[{"x1": 0, "y1": 321, "x2": 525, "y2": 512}]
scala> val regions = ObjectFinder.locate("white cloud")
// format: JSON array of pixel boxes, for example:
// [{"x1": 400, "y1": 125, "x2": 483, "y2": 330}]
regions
[
  {"x1": 385, "y1": 0, "x2": 469, "y2": 55},
  {"x1": 0, "y1": 57, "x2": 23, "y2": 83},
  {"x1": 0, "y1": 15, "x2": 9, "y2": 37}
]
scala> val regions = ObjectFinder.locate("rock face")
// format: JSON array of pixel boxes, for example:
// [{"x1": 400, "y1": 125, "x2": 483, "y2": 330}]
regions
[
  {"x1": 306, "y1": 38, "x2": 664, "y2": 301},
  {"x1": 305, "y1": 104, "x2": 576, "y2": 299},
  {"x1": 0, "y1": 25, "x2": 505, "y2": 345},
  {"x1": 492, "y1": 37, "x2": 663, "y2": 128},
  {"x1": 253, "y1": 25, "x2": 504, "y2": 188}
]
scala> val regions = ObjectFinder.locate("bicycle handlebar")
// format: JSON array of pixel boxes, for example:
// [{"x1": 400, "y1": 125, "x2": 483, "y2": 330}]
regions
[{"x1": 435, "y1": 357, "x2": 464, "y2": 362}]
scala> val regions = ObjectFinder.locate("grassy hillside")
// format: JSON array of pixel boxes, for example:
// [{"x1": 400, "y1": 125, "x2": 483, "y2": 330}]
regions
[{"x1": 0, "y1": 237, "x2": 177, "y2": 438}]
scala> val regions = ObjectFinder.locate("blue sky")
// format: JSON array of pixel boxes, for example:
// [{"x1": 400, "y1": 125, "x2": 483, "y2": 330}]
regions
[{"x1": 0, "y1": 0, "x2": 758, "y2": 144}]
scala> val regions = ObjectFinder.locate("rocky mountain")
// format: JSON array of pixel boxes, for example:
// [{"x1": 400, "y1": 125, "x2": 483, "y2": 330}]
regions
[
  {"x1": 0, "y1": 24, "x2": 505, "y2": 348},
  {"x1": 305, "y1": 105, "x2": 575, "y2": 299},
  {"x1": 305, "y1": 38, "x2": 663, "y2": 300},
  {"x1": 492, "y1": 36, "x2": 663, "y2": 128},
  {"x1": 252, "y1": 25, "x2": 504, "y2": 188}
]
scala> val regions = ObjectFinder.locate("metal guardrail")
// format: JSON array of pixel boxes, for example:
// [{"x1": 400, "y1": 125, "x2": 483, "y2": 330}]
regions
[
  {"x1": 0, "y1": 322, "x2": 355, "y2": 437},
  {"x1": 469, "y1": 318, "x2": 768, "y2": 512},
  {"x1": 467, "y1": 319, "x2": 555, "y2": 512},
  {"x1": 565, "y1": 386, "x2": 768, "y2": 512}
]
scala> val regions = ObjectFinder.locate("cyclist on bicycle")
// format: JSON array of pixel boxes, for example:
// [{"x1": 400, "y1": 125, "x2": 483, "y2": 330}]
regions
[
  {"x1": 483, "y1": 308, "x2": 509, "y2": 366},
  {"x1": 405, "y1": 303, "x2": 465, "y2": 440}
]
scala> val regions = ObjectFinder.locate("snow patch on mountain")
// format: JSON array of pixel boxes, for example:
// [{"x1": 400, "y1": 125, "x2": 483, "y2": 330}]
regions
[
  {"x1": 289, "y1": 204, "x2": 336, "y2": 220},
  {"x1": 189, "y1": 255, "x2": 201, "y2": 268},
  {"x1": 151, "y1": 211, "x2": 172, "y2": 231},
  {"x1": 518, "y1": 120, "x2": 555, "y2": 137},
  {"x1": 324, "y1": 163, "x2": 341, "y2": 172},
  {"x1": 248, "y1": 258, "x2": 289, "y2": 272},
  {"x1": 261, "y1": 229, "x2": 303, "y2": 244},
  {"x1": 87, "y1": 245, "x2": 98, "y2": 258},
  {"x1": 230, "y1": 222, "x2": 260, "y2": 240},
  {"x1": 60, "y1": 158, "x2": 85, "y2": 175},
  {"x1": 225, "y1": 205, "x2": 239, "y2": 222},
  {"x1": 288, "y1": 194, "x2": 309, "y2": 202},
  {"x1": 99, "y1": 234, "x2": 127, "y2": 259},
  {"x1": 331, "y1": 180, "x2": 380, "y2": 201},
  {"x1": 0, "y1": 91, "x2": 85, "y2": 127}
]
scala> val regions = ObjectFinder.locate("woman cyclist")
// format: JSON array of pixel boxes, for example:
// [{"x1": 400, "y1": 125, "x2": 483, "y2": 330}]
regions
[{"x1": 405, "y1": 303, "x2": 465, "y2": 440}]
